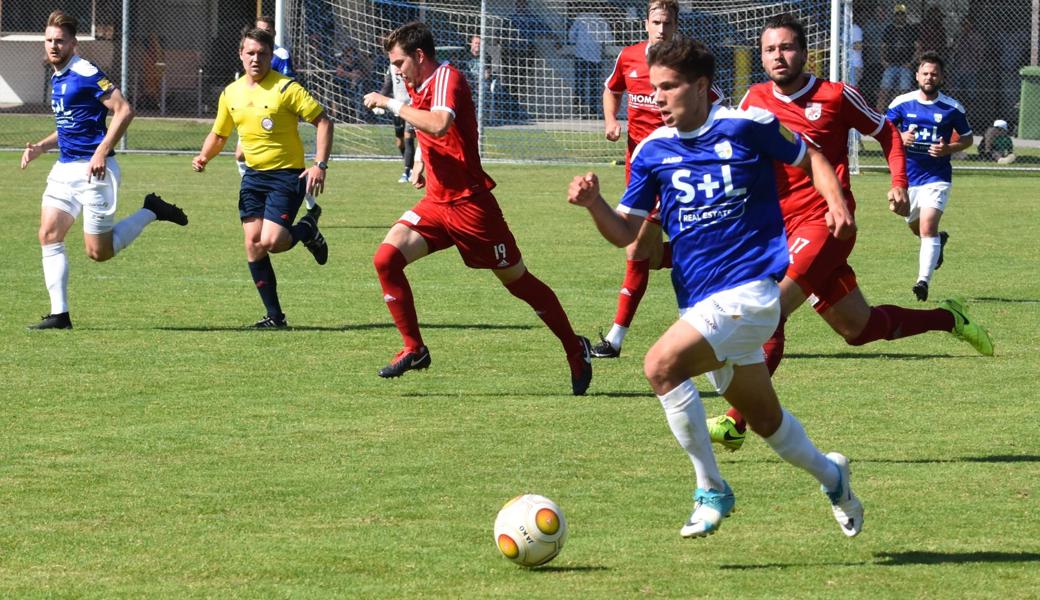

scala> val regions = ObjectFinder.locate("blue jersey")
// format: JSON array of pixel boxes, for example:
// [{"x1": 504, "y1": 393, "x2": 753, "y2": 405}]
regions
[
  {"x1": 619, "y1": 105, "x2": 806, "y2": 309},
  {"x1": 273, "y1": 45, "x2": 295, "y2": 77},
  {"x1": 50, "y1": 55, "x2": 117, "y2": 162},
  {"x1": 886, "y1": 92, "x2": 972, "y2": 186}
]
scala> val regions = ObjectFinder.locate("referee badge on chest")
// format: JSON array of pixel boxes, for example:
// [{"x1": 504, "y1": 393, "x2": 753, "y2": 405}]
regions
[
  {"x1": 261, "y1": 116, "x2": 274, "y2": 131},
  {"x1": 804, "y1": 102, "x2": 822, "y2": 121}
]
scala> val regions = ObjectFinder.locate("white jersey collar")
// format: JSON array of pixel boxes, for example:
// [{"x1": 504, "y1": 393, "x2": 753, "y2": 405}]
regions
[
  {"x1": 53, "y1": 54, "x2": 81, "y2": 77},
  {"x1": 417, "y1": 61, "x2": 450, "y2": 93},
  {"x1": 676, "y1": 104, "x2": 720, "y2": 139},
  {"x1": 772, "y1": 74, "x2": 817, "y2": 103}
]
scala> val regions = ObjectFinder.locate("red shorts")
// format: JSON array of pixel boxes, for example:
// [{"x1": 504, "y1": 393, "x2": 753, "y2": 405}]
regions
[
  {"x1": 397, "y1": 192, "x2": 522, "y2": 270},
  {"x1": 785, "y1": 220, "x2": 859, "y2": 313}
]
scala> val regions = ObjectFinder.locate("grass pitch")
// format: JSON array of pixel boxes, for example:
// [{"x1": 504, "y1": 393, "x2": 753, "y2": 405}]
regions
[{"x1": 1, "y1": 153, "x2": 1038, "y2": 597}]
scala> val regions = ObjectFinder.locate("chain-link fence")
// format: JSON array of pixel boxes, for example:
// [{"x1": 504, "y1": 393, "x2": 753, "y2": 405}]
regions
[
  {"x1": 285, "y1": 0, "x2": 832, "y2": 161},
  {"x1": 846, "y1": 0, "x2": 1038, "y2": 169},
  {"x1": 1, "y1": 0, "x2": 1036, "y2": 169}
]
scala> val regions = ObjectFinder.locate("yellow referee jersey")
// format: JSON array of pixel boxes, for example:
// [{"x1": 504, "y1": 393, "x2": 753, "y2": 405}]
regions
[{"x1": 213, "y1": 71, "x2": 324, "y2": 171}]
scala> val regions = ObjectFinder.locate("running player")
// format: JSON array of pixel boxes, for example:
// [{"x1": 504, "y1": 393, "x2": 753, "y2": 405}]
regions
[
  {"x1": 569, "y1": 37, "x2": 863, "y2": 538},
  {"x1": 363, "y1": 21, "x2": 592, "y2": 394},
  {"x1": 21, "y1": 10, "x2": 188, "y2": 330},
  {"x1": 886, "y1": 52, "x2": 973, "y2": 301},
  {"x1": 707, "y1": 14, "x2": 993, "y2": 452},
  {"x1": 593, "y1": 0, "x2": 722, "y2": 358},
  {"x1": 192, "y1": 27, "x2": 332, "y2": 328}
]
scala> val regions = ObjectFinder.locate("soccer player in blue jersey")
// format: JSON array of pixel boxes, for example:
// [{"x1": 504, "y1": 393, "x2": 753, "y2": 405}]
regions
[
  {"x1": 568, "y1": 37, "x2": 863, "y2": 538},
  {"x1": 20, "y1": 10, "x2": 188, "y2": 330},
  {"x1": 193, "y1": 27, "x2": 333, "y2": 328},
  {"x1": 887, "y1": 52, "x2": 973, "y2": 301}
]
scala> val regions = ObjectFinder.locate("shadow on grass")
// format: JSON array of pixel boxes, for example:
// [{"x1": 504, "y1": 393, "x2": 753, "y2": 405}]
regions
[
  {"x1": 865, "y1": 454, "x2": 1040, "y2": 464},
  {"x1": 972, "y1": 296, "x2": 1040, "y2": 304},
  {"x1": 874, "y1": 550, "x2": 1040, "y2": 566},
  {"x1": 719, "y1": 550, "x2": 1040, "y2": 570},
  {"x1": 154, "y1": 323, "x2": 536, "y2": 332},
  {"x1": 531, "y1": 565, "x2": 610, "y2": 572},
  {"x1": 785, "y1": 352, "x2": 953, "y2": 360}
]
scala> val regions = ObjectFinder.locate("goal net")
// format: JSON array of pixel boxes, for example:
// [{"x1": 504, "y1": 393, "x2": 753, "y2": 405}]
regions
[{"x1": 285, "y1": 0, "x2": 833, "y2": 162}]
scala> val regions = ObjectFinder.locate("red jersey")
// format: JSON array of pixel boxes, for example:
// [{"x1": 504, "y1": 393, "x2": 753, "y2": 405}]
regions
[
  {"x1": 408, "y1": 62, "x2": 496, "y2": 203},
  {"x1": 740, "y1": 75, "x2": 890, "y2": 227},
  {"x1": 605, "y1": 41, "x2": 724, "y2": 159}
]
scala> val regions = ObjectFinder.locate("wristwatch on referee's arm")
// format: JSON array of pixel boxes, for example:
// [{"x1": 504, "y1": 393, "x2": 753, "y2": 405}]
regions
[{"x1": 314, "y1": 160, "x2": 328, "y2": 170}]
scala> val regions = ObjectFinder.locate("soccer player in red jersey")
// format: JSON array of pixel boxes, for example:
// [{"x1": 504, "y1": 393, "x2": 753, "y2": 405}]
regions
[
  {"x1": 363, "y1": 21, "x2": 592, "y2": 394},
  {"x1": 707, "y1": 14, "x2": 993, "y2": 450},
  {"x1": 593, "y1": 0, "x2": 722, "y2": 358}
]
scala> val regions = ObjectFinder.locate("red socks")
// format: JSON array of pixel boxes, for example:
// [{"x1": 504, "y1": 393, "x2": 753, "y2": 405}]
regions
[
  {"x1": 373, "y1": 243, "x2": 424, "y2": 351},
  {"x1": 613, "y1": 259, "x2": 650, "y2": 328},
  {"x1": 505, "y1": 270, "x2": 581, "y2": 356},
  {"x1": 848, "y1": 305, "x2": 955, "y2": 346}
]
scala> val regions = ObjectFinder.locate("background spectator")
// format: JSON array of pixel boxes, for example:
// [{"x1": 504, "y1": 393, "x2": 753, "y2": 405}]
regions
[
  {"x1": 978, "y1": 119, "x2": 1015, "y2": 164},
  {"x1": 568, "y1": 8, "x2": 614, "y2": 117},
  {"x1": 877, "y1": 3, "x2": 917, "y2": 110}
]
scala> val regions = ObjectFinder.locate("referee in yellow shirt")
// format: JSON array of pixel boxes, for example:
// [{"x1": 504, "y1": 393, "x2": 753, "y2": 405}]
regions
[{"x1": 193, "y1": 27, "x2": 333, "y2": 328}]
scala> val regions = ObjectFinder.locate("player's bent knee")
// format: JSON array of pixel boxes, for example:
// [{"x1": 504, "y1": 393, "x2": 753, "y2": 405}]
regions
[{"x1": 373, "y1": 243, "x2": 405, "y2": 276}]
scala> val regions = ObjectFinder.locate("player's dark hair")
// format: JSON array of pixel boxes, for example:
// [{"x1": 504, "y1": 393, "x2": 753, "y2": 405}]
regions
[
  {"x1": 647, "y1": 36, "x2": 715, "y2": 84},
  {"x1": 384, "y1": 21, "x2": 437, "y2": 59},
  {"x1": 47, "y1": 10, "x2": 77, "y2": 37},
  {"x1": 648, "y1": 0, "x2": 679, "y2": 20},
  {"x1": 916, "y1": 51, "x2": 944, "y2": 72},
  {"x1": 761, "y1": 13, "x2": 807, "y2": 52},
  {"x1": 257, "y1": 15, "x2": 275, "y2": 31},
  {"x1": 241, "y1": 27, "x2": 275, "y2": 53}
]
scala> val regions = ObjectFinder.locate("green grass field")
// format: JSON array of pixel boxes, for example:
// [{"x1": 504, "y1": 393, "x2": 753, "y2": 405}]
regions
[{"x1": 1, "y1": 152, "x2": 1038, "y2": 597}]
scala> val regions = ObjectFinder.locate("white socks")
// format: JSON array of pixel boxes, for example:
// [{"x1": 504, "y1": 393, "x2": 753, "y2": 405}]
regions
[
  {"x1": 113, "y1": 209, "x2": 156, "y2": 255},
  {"x1": 42, "y1": 242, "x2": 69, "y2": 314},
  {"x1": 763, "y1": 409, "x2": 839, "y2": 491},
  {"x1": 658, "y1": 380, "x2": 724, "y2": 491},
  {"x1": 918, "y1": 235, "x2": 941, "y2": 282},
  {"x1": 605, "y1": 323, "x2": 628, "y2": 349}
]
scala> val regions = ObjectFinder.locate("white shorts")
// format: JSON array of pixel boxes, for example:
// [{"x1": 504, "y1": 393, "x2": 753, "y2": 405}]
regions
[
  {"x1": 42, "y1": 157, "x2": 121, "y2": 234},
  {"x1": 679, "y1": 278, "x2": 781, "y2": 394},
  {"x1": 906, "y1": 182, "x2": 950, "y2": 223}
]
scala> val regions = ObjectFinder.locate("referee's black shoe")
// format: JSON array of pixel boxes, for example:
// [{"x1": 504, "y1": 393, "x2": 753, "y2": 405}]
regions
[
  {"x1": 298, "y1": 213, "x2": 329, "y2": 265},
  {"x1": 143, "y1": 193, "x2": 188, "y2": 226},
  {"x1": 29, "y1": 312, "x2": 72, "y2": 330}
]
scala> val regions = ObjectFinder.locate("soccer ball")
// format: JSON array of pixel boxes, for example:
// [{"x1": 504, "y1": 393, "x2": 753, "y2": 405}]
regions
[{"x1": 493, "y1": 494, "x2": 568, "y2": 567}]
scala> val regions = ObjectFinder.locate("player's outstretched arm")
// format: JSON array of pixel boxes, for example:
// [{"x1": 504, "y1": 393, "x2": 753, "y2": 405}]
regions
[
  {"x1": 363, "y1": 91, "x2": 453, "y2": 137},
  {"x1": 875, "y1": 119, "x2": 909, "y2": 214},
  {"x1": 192, "y1": 133, "x2": 229, "y2": 172},
  {"x1": 89, "y1": 89, "x2": 135, "y2": 182},
  {"x1": 568, "y1": 172, "x2": 641, "y2": 247},
  {"x1": 603, "y1": 89, "x2": 622, "y2": 141},
  {"x1": 21, "y1": 132, "x2": 58, "y2": 169},
  {"x1": 799, "y1": 147, "x2": 855, "y2": 240}
]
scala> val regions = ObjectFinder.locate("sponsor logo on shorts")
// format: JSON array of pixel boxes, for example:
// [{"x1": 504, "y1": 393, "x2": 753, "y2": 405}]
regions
[{"x1": 400, "y1": 210, "x2": 421, "y2": 225}]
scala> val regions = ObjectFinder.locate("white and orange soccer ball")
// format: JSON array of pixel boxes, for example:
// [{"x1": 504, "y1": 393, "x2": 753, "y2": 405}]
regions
[{"x1": 493, "y1": 494, "x2": 568, "y2": 567}]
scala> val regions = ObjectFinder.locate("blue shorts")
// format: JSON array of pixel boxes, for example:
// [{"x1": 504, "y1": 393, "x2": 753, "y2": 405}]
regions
[{"x1": 240, "y1": 168, "x2": 306, "y2": 228}]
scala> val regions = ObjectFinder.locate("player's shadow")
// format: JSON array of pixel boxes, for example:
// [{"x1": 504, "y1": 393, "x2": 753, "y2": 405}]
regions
[
  {"x1": 590, "y1": 390, "x2": 720, "y2": 399},
  {"x1": 864, "y1": 454, "x2": 1040, "y2": 464},
  {"x1": 155, "y1": 323, "x2": 536, "y2": 332},
  {"x1": 972, "y1": 296, "x2": 1040, "y2": 304},
  {"x1": 785, "y1": 351, "x2": 954, "y2": 361},
  {"x1": 719, "y1": 550, "x2": 1040, "y2": 570},
  {"x1": 874, "y1": 550, "x2": 1040, "y2": 566}
]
